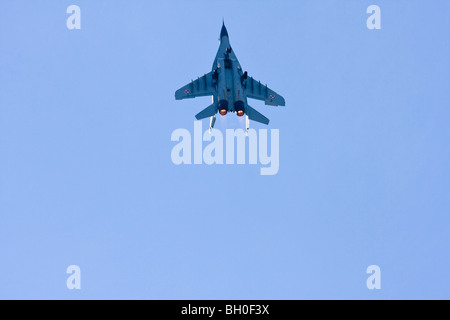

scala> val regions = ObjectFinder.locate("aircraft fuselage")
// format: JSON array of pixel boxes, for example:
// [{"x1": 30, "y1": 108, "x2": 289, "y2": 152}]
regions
[{"x1": 211, "y1": 26, "x2": 247, "y2": 117}]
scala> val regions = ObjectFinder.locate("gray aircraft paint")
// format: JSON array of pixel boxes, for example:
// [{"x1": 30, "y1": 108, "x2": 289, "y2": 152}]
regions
[{"x1": 175, "y1": 22, "x2": 285, "y2": 132}]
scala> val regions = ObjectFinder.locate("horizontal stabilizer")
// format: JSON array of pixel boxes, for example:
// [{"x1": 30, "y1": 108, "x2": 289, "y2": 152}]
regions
[
  {"x1": 195, "y1": 104, "x2": 217, "y2": 120},
  {"x1": 246, "y1": 105, "x2": 269, "y2": 125}
]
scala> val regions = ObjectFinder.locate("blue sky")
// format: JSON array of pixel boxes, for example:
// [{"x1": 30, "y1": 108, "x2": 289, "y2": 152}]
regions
[{"x1": 1, "y1": 0, "x2": 449, "y2": 299}]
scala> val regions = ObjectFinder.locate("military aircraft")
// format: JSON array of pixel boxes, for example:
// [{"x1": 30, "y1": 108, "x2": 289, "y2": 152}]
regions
[{"x1": 175, "y1": 22, "x2": 285, "y2": 133}]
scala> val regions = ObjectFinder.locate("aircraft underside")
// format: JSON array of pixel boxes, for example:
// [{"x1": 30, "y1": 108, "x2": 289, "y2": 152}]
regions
[{"x1": 175, "y1": 22, "x2": 285, "y2": 134}]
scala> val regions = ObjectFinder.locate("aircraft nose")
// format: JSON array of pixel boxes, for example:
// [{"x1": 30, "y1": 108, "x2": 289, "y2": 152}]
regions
[{"x1": 220, "y1": 23, "x2": 228, "y2": 39}]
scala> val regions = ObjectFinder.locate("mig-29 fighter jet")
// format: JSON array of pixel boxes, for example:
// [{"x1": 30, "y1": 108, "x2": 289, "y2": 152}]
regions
[{"x1": 175, "y1": 22, "x2": 285, "y2": 133}]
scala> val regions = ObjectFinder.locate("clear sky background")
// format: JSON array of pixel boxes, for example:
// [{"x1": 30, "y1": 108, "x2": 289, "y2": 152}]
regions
[{"x1": 1, "y1": 0, "x2": 449, "y2": 299}]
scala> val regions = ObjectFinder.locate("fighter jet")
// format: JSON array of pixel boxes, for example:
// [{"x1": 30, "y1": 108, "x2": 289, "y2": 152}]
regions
[{"x1": 175, "y1": 22, "x2": 285, "y2": 133}]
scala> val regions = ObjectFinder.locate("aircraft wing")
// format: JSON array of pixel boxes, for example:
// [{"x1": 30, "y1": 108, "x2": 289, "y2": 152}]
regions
[
  {"x1": 175, "y1": 71, "x2": 217, "y2": 100},
  {"x1": 245, "y1": 76, "x2": 286, "y2": 107}
]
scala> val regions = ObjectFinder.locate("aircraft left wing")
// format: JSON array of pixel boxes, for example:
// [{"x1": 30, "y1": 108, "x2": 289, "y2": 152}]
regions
[
  {"x1": 175, "y1": 71, "x2": 217, "y2": 100},
  {"x1": 245, "y1": 76, "x2": 286, "y2": 107}
]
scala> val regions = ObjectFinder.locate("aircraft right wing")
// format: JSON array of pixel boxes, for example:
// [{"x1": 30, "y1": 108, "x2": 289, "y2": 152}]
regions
[
  {"x1": 245, "y1": 76, "x2": 286, "y2": 107},
  {"x1": 175, "y1": 71, "x2": 217, "y2": 100}
]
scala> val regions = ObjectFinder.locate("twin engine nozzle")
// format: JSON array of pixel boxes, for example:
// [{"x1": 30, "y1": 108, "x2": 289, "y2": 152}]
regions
[
  {"x1": 234, "y1": 100, "x2": 245, "y2": 117},
  {"x1": 218, "y1": 100, "x2": 228, "y2": 116},
  {"x1": 218, "y1": 100, "x2": 245, "y2": 117}
]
